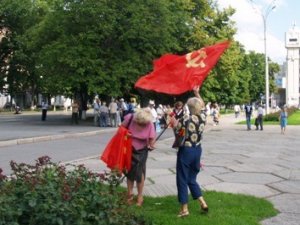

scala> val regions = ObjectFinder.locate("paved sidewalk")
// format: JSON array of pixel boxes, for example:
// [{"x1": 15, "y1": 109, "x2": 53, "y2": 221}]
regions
[
  {"x1": 1, "y1": 112, "x2": 300, "y2": 224},
  {"x1": 70, "y1": 114, "x2": 300, "y2": 225}
]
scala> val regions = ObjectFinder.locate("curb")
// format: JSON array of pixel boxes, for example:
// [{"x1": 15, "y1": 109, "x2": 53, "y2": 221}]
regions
[{"x1": 0, "y1": 129, "x2": 116, "y2": 148}]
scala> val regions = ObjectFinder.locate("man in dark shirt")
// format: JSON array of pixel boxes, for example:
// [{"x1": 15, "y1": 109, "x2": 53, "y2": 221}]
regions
[{"x1": 244, "y1": 103, "x2": 253, "y2": 130}]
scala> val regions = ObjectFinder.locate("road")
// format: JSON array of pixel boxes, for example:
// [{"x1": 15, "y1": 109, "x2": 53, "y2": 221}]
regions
[{"x1": 0, "y1": 110, "x2": 173, "y2": 174}]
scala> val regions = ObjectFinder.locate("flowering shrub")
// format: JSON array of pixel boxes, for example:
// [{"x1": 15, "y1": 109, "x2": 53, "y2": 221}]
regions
[
  {"x1": 0, "y1": 156, "x2": 152, "y2": 225},
  {"x1": 264, "y1": 106, "x2": 298, "y2": 122}
]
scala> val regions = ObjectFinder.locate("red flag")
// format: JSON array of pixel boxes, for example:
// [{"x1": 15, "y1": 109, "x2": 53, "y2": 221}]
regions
[
  {"x1": 135, "y1": 41, "x2": 230, "y2": 95},
  {"x1": 100, "y1": 126, "x2": 132, "y2": 173}
]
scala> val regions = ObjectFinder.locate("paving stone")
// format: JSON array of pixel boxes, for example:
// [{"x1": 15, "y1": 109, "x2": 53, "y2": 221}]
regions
[
  {"x1": 290, "y1": 170, "x2": 300, "y2": 180},
  {"x1": 204, "y1": 182, "x2": 280, "y2": 198},
  {"x1": 147, "y1": 159, "x2": 176, "y2": 169},
  {"x1": 144, "y1": 183, "x2": 178, "y2": 197},
  {"x1": 269, "y1": 180, "x2": 300, "y2": 194},
  {"x1": 147, "y1": 168, "x2": 174, "y2": 177},
  {"x1": 261, "y1": 212, "x2": 300, "y2": 225},
  {"x1": 150, "y1": 174, "x2": 176, "y2": 186},
  {"x1": 267, "y1": 193, "x2": 300, "y2": 214},
  {"x1": 197, "y1": 173, "x2": 221, "y2": 186},
  {"x1": 200, "y1": 166, "x2": 233, "y2": 176},
  {"x1": 215, "y1": 172, "x2": 283, "y2": 184},
  {"x1": 276, "y1": 158, "x2": 300, "y2": 170},
  {"x1": 227, "y1": 162, "x2": 286, "y2": 174},
  {"x1": 273, "y1": 168, "x2": 294, "y2": 180}
]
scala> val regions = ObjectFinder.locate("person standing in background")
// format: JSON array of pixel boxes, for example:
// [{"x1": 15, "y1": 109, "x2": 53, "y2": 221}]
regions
[
  {"x1": 41, "y1": 101, "x2": 48, "y2": 121},
  {"x1": 173, "y1": 101, "x2": 184, "y2": 120},
  {"x1": 234, "y1": 104, "x2": 241, "y2": 118},
  {"x1": 156, "y1": 104, "x2": 165, "y2": 128},
  {"x1": 71, "y1": 100, "x2": 79, "y2": 125},
  {"x1": 279, "y1": 106, "x2": 288, "y2": 134},
  {"x1": 148, "y1": 100, "x2": 158, "y2": 130},
  {"x1": 244, "y1": 103, "x2": 253, "y2": 130},
  {"x1": 93, "y1": 98, "x2": 101, "y2": 126},
  {"x1": 109, "y1": 98, "x2": 118, "y2": 127},
  {"x1": 99, "y1": 101, "x2": 109, "y2": 127},
  {"x1": 256, "y1": 104, "x2": 264, "y2": 130},
  {"x1": 119, "y1": 98, "x2": 128, "y2": 121},
  {"x1": 211, "y1": 103, "x2": 220, "y2": 126}
]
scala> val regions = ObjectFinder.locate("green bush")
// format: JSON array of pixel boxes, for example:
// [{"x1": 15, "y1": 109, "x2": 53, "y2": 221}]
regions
[
  {"x1": 0, "y1": 156, "x2": 152, "y2": 225},
  {"x1": 264, "y1": 106, "x2": 298, "y2": 122},
  {"x1": 264, "y1": 111, "x2": 280, "y2": 122}
]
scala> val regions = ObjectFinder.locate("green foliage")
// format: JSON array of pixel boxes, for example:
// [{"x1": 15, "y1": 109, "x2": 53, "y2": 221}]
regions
[
  {"x1": 0, "y1": 156, "x2": 152, "y2": 225},
  {"x1": 1, "y1": 0, "x2": 281, "y2": 108},
  {"x1": 244, "y1": 52, "x2": 279, "y2": 104},
  {"x1": 263, "y1": 111, "x2": 280, "y2": 122},
  {"x1": 36, "y1": 0, "x2": 190, "y2": 98},
  {"x1": 0, "y1": 0, "x2": 50, "y2": 105},
  {"x1": 264, "y1": 107, "x2": 298, "y2": 122}
]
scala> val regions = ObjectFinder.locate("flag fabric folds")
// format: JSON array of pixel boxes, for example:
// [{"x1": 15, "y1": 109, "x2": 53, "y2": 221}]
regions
[
  {"x1": 100, "y1": 126, "x2": 132, "y2": 173},
  {"x1": 135, "y1": 41, "x2": 230, "y2": 95}
]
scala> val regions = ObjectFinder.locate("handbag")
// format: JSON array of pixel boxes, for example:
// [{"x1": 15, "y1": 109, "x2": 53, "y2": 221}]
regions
[
  {"x1": 100, "y1": 114, "x2": 134, "y2": 173},
  {"x1": 172, "y1": 119, "x2": 190, "y2": 149}
]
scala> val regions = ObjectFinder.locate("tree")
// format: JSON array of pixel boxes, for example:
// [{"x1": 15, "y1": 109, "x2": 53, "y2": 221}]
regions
[
  {"x1": 185, "y1": 2, "x2": 244, "y2": 107},
  {"x1": 0, "y1": 0, "x2": 51, "y2": 107},
  {"x1": 34, "y1": 0, "x2": 194, "y2": 104},
  {"x1": 2, "y1": 0, "x2": 276, "y2": 110}
]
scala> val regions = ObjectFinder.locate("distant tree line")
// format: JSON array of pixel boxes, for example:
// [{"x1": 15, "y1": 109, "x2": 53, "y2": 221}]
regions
[{"x1": 0, "y1": 0, "x2": 279, "y2": 109}]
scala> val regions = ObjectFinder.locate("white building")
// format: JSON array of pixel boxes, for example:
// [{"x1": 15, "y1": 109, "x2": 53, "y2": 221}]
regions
[
  {"x1": 285, "y1": 23, "x2": 300, "y2": 107},
  {"x1": 273, "y1": 63, "x2": 286, "y2": 107}
]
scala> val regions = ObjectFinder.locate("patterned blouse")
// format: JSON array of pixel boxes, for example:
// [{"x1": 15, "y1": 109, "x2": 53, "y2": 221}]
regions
[{"x1": 175, "y1": 111, "x2": 206, "y2": 147}]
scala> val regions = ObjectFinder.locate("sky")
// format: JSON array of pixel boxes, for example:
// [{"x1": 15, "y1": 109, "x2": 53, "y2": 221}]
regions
[{"x1": 216, "y1": 0, "x2": 300, "y2": 64}]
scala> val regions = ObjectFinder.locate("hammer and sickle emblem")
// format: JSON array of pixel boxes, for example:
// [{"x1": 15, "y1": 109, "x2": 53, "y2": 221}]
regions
[{"x1": 186, "y1": 49, "x2": 207, "y2": 68}]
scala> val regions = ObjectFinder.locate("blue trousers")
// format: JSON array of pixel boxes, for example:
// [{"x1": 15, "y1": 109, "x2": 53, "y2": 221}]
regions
[
  {"x1": 176, "y1": 145, "x2": 202, "y2": 204},
  {"x1": 246, "y1": 115, "x2": 251, "y2": 130}
]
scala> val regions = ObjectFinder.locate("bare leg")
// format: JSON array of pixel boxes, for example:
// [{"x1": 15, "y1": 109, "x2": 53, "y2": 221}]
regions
[
  {"x1": 181, "y1": 204, "x2": 188, "y2": 212},
  {"x1": 136, "y1": 175, "x2": 145, "y2": 206},
  {"x1": 127, "y1": 179, "x2": 134, "y2": 204}
]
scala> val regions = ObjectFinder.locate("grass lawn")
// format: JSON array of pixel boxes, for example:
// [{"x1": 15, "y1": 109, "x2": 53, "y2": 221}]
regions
[
  {"x1": 237, "y1": 110, "x2": 300, "y2": 125},
  {"x1": 135, "y1": 191, "x2": 278, "y2": 225},
  {"x1": 287, "y1": 110, "x2": 300, "y2": 125}
]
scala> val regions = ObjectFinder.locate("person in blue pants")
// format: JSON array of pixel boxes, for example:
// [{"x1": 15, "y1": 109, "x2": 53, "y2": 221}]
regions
[{"x1": 171, "y1": 86, "x2": 208, "y2": 217}]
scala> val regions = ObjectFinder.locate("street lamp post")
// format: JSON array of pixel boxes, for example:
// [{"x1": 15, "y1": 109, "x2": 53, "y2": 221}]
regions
[
  {"x1": 250, "y1": 0, "x2": 276, "y2": 114},
  {"x1": 263, "y1": 1, "x2": 276, "y2": 114}
]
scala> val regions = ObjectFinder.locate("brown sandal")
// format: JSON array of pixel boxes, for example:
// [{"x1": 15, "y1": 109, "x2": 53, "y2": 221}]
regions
[
  {"x1": 127, "y1": 194, "x2": 134, "y2": 205},
  {"x1": 136, "y1": 196, "x2": 144, "y2": 207},
  {"x1": 199, "y1": 197, "x2": 209, "y2": 213},
  {"x1": 177, "y1": 210, "x2": 189, "y2": 218}
]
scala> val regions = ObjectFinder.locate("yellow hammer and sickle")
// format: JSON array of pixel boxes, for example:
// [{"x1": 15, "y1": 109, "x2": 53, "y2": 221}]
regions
[{"x1": 186, "y1": 49, "x2": 207, "y2": 68}]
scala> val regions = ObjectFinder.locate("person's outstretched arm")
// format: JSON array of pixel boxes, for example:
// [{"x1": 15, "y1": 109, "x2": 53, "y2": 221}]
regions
[{"x1": 193, "y1": 85, "x2": 205, "y2": 109}]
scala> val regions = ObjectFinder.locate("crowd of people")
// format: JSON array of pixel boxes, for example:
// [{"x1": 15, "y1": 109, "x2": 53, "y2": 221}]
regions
[{"x1": 93, "y1": 97, "x2": 138, "y2": 127}]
